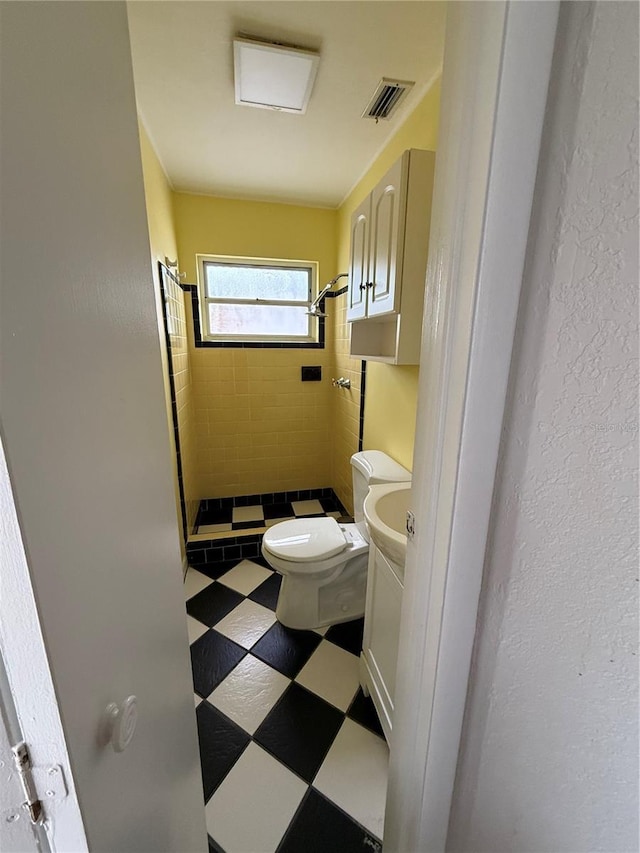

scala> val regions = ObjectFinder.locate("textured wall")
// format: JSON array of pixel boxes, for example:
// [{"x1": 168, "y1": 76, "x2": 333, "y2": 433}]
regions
[{"x1": 447, "y1": 4, "x2": 639, "y2": 852}]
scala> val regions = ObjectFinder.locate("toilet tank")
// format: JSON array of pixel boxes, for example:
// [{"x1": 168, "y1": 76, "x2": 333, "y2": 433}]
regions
[{"x1": 350, "y1": 451, "x2": 412, "y2": 528}]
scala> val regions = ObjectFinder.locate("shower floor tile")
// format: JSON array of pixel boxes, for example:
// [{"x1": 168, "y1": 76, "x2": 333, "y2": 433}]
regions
[
  {"x1": 194, "y1": 488, "x2": 350, "y2": 534},
  {"x1": 184, "y1": 562, "x2": 387, "y2": 852},
  {"x1": 291, "y1": 498, "x2": 324, "y2": 516}
]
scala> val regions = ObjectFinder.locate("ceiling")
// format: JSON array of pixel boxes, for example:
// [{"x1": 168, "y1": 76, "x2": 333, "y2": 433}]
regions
[{"x1": 127, "y1": 1, "x2": 446, "y2": 208}]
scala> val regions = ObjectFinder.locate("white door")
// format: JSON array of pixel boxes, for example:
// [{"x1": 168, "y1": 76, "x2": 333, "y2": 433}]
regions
[{"x1": 0, "y1": 3, "x2": 206, "y2": 851}]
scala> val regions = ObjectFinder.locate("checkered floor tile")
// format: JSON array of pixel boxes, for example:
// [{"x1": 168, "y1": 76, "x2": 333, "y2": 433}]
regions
[
  {"x1": 184, "y1": 562, "x2": 387, "y2": 853},
  {"x1": 196, "y1": 491, "x2": 348, "y2": 534}
]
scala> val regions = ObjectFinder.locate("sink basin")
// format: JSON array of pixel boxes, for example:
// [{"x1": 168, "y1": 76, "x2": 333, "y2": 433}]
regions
[{"x1": 363, "y1": 483, "x2": 411, "y2": 568}]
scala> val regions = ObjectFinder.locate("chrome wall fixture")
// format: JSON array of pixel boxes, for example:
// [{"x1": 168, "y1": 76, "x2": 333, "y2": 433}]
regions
[
  {"x1": 332, "y1": 377, "x2": 351, "y2": 389},
  {"x1": 164, "y1": 257, "x2": 186, "y2": 280},
  {"x1": 306, "y1": 273, "x2": 349, "y2": 318}
]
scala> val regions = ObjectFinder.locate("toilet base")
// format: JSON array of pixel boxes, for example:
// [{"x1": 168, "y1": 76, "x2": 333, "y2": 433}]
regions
[{"x1": 274, "y1": 552, "x2": 369, "y2": 631}]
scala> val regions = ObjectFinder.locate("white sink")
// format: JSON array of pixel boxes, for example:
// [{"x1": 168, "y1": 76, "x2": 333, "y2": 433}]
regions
[{"x1": 363, "y1": 483, "x2": 411, "y2": 568}]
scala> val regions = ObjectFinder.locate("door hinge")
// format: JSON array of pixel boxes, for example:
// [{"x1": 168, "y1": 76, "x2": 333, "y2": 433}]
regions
[
  {"x1": 3, "y1": 743, "x2": 68, "y2": 826},
  {"x1": 12, "y1": 742, "x2": 43, "y2": 823}
]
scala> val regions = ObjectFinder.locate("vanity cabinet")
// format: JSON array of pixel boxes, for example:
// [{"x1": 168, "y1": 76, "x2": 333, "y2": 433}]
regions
[
  {"x1": 359, "y1": 543, "x2": 404, "y2": 742},
  {"x1": 347, "y1": 148, "x2": 435, "y2": 364}
]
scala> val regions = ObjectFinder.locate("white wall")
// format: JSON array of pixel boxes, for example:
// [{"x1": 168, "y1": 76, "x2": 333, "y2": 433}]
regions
[{"x1": 447, "y1": 3, "x2": 639, "y2": 852}]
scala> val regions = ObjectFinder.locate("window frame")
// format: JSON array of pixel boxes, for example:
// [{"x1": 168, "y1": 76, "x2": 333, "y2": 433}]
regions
[{"x1": 196, "y1": 254, "x2": 319, "y2": 344}]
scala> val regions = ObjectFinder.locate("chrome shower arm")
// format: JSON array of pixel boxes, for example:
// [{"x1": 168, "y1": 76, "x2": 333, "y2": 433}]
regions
[{"x1": 306, "y1": 273, "x2": 348, "y2": 317}]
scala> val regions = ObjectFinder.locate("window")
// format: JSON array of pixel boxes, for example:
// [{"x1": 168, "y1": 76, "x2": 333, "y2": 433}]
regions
[{"x1": 197, "y1": 255, "x2": 318, "y2": 344}]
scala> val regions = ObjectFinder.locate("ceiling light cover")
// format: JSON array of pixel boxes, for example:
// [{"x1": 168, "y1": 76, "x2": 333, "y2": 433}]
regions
[{"x1": 233, "y1": 38, "x2": 319, "y2": 115}]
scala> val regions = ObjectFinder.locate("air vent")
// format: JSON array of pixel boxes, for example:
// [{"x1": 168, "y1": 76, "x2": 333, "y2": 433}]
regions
[{"x1": 362, "y1": 78, "x2": 414, "y2": 121}]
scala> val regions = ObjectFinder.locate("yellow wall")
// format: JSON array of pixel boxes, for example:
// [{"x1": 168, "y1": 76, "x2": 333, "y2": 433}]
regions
[
  {"x1": 173, "y1": 192, "x2": 338, "y2": 498},
  {"x1": 139, "y1": 122, "x2": 199, "y2": 538},
  {"x1": 334, "y1": 79, "x2": 441, "y2": 491},
  {"x1": 330, "y1": 288, "x2": 362, "y2": 515},
  {"x1": 142, "y1": 77, "x2": 440, "y2": 514},
  {"x1": 139, "y1": 123, "x2": 178, "y2": 264}
]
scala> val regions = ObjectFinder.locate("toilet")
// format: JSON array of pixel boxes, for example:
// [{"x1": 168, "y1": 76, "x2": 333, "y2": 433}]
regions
[{"x1": 261, "y1": 450, "x2": 411, "y2": 630}]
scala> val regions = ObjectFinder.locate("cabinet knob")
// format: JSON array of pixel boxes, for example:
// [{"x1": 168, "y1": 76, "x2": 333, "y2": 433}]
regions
[
  {"x1": 366, "y1": 281, "x2": 374, "y2": 288},
  {"x1": 359, "y1": 283, "x2": 367, "y2": 291}
]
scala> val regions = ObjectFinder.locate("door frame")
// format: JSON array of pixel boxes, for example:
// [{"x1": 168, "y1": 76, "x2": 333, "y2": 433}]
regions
[
  {"x1": 0, "y1": 435, "x2": 87, "y2": 851},
  {"x1": 384, "y1": 3, "x2": 560, "y2": 850}
]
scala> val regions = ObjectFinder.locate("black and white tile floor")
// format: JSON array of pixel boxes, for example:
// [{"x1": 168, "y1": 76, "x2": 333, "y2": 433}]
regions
[
  {"x1": 185, "y1": 558, "x2": 388, "y2": 853},
  {"x1": 195, "y1": 491, "x2": 347, "y2": 534}
]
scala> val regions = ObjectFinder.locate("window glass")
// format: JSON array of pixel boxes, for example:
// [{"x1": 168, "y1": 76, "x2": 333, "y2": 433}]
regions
[
  {"x1": 205, "y1": 264, "x2": 309, "y2": 302},
  {"x1": 198, "y1": 256, "x2": 317, "y2": 343},
  {"x1": 207, "y1": 303, "x2": 309, "y2": 338}
]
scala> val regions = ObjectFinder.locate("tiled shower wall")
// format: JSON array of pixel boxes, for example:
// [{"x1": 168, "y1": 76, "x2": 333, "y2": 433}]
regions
[
  {"x1": 190, "y1": 343, "x2": 333, "y2": 498},
  {"x1": 330, "y1": 293, "x2": 364, "y2": 516},
  {"x1": 174, "y1": 192, "x2": 339, "y2": 502},
  {"x1": 163, "y1": 272, "x2": 199, "y2": 534}
]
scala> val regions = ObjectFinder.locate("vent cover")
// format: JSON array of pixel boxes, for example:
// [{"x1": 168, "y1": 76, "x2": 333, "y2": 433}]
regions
[{"x1": 362, "y1": 78, "x2": 414, "y2": 121}]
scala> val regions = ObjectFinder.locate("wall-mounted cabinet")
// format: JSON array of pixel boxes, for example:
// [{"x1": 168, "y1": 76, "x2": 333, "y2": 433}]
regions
[{"x1": 347, "y1": 148, "x2": 435, "y2": 364}]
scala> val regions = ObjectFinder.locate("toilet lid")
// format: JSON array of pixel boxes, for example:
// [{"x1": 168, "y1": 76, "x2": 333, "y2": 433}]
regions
[{"x1": 263, "y1": 517, "x2": 348, "y2": 563}]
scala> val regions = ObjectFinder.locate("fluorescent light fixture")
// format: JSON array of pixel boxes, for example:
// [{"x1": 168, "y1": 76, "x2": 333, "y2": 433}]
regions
[{"x1": 233, "y1": 37, "x2": 319, "y2": 115}]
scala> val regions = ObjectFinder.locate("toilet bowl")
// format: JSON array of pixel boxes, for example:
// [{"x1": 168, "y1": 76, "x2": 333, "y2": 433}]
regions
[{"x1": 261, "y1": 451, "x2": 411, "y2": 630}]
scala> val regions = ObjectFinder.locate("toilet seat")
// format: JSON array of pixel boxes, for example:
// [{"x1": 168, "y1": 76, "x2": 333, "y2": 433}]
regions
[
  {"x1": 262, "y1": 521, "x2": 369, "y2": 578},
  {"x1": 263, "y1": 517, "x2": 348, "y2": 563}
]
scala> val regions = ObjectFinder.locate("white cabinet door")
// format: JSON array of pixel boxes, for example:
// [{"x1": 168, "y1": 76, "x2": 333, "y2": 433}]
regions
[
  {"x1": 367, "y1": 156, "x2": 406, "y2": 317},
  {"x1": 0, "y1": 4, "x2": 206, "y2": 851},
  {"x1": 361, "y1": 546, "x2": 404, "y2": 739},
  {"x1": 347, "y1": 195, "x2": 370, "y2": 321}
]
